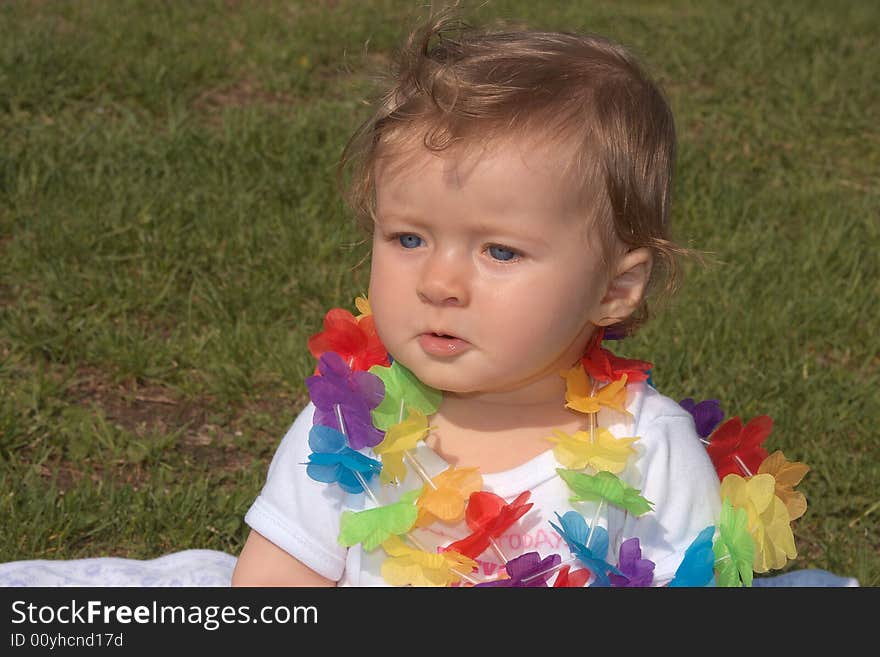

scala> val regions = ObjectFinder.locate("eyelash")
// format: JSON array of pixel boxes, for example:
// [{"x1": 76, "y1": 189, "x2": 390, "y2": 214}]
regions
[{"x1": 389, "y1": 233, "x2": 522, "y2": 263}]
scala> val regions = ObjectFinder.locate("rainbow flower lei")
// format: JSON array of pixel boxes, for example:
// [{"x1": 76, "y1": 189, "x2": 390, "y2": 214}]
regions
[{"x1": 302, "y1": 297, "x2": 809, "y2": 587}]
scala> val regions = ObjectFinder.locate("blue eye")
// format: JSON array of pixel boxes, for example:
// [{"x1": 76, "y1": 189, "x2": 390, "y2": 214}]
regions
[
  {"x1": 488, "y1": 245, "x2": 518, "y2": 262},
  {"x1": 398, "y1": 234, "x2": 423, "y2": 249}
]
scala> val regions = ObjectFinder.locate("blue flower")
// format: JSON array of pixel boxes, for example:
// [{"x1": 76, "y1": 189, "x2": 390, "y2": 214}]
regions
[
  {"x1": 305, "y1": 424, "x2": 382, "y2": 494},
  {"x1": 668, "y1": 526, "x2": 716, "y2": 587},
  {"x1": 549, "y1": 511, "x2": 622, "y2": 587}
]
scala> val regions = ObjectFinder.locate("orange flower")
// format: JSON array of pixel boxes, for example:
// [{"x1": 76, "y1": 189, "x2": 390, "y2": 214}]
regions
[
  {"x1": 758, "y1": 450, "x2": 810, "y2": 521},
  {"x1": 561, "y1": 364, "x2": 630, "y2": 415},
  {"x1": 416, "y1": 467, "x2": 483, "y2": 527}
]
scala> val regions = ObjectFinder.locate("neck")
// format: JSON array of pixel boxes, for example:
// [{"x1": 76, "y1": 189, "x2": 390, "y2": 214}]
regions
[
  {"x1": 426, "y1": 370, "x2": 587, "y2": 474},
  {"x1": 445, "y1": 376, "x2": 567, "y2": 409},
  {"x1": 412, "y1": 331, "x2": 596, "y2": 473},
  {"x1": 438, "y1": 368, "x2": 584, "y2": 433}
]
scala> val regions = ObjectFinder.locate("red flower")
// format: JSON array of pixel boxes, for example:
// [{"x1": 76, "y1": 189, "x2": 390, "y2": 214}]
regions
[
  {"x1": 706, "y1": 415, "x2": 773, "y2": 480},
  {"x1": 581, "y1": 331, "x2": 652, "y2": 383},
  {"x1": 446, "y1": 491, "x2": 533, "y2": 560},
  {"x1": 307, "y1": 308, "x2": 390, "y2": 372},
  {"x1": 553, "y1": 564, "x2": 591, "y2": 587}
]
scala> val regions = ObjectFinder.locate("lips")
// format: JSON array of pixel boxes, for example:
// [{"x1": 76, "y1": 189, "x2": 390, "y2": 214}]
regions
[{"x1": 417, "y1": 331, "x2": 471, "y2": 357}]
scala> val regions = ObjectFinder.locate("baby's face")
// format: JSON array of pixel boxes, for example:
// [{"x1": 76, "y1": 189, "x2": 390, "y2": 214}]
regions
[{"x1": 368, "y1": 136, "x2": 611, "y2": 398}]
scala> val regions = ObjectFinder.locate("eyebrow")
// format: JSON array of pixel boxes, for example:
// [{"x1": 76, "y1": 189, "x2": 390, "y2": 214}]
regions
[{"x1": 374, "y1": 213, "x2": 428, "y2": 229}]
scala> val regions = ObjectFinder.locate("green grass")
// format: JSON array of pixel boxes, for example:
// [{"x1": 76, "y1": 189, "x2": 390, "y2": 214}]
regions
[{"x1": 1, "y1": 0, "x2": 877, "y2": 585}]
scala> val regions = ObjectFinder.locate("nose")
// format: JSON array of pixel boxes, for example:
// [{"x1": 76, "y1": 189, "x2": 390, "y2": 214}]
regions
[{"x1": 416, "y1": 249, "x2": 470, "y2": 307}]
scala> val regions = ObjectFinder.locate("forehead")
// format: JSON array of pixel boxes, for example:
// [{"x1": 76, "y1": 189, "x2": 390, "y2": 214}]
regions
[{"x1": 374, "y1": 133, "x2": 586, "y2": 221}]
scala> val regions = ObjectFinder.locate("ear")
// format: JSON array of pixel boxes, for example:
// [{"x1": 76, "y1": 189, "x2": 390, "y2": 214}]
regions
[{"x1": 592, "y1": 247, "x2": 653, "y2": 326}]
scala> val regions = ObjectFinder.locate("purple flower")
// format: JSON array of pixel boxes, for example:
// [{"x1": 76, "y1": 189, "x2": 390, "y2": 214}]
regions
[
  {"x1": 602, "y1": 324, "x2": 628, "y2": 341},
  {"x1": 475, "y1": 552, "x2": 561, "y2": 587},
  {"x1": 306, "y1": 351, "x2": 385, "y2": 450},
  {"x1": 609, "y1": 537, "x2": 655, "y2": 587},
  {"x1": 679, "y1": 398, "x2": 724, "y2": 438}
]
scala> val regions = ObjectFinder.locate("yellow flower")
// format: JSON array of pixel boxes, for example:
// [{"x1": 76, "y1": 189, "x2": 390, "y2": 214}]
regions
[
  {"x1": 720, "y1": 473, "x2": 797, "y2": 573},
  {"x1": 373, "y1": 409, "x2": 433, "y2": 485},
  {"x1": 546, "y1": 427, "x2": 638, "y2": 473},
  {"x1": 758, "y1": 450, "x2": 809, "y2": 521},
  {"x1": 380, "y1": 536, "x2": 477, "y2": 587},
  {"x1": 561, "y1": 365, "x2": 630, "y2": 415}
]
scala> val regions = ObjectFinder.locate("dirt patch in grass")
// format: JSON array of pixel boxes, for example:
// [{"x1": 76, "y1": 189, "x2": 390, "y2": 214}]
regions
[
  {"x1": 0, "y1": 233, "x2": 14, "y2": 309},
  {"x1": 39, "y1": 365, "x2": 302, "y2": 491},
  {"x1": 0, "y1": 283, "x2": 13, "y2": 310},
  {"x1": 192, "y1": 77, "x2": 299, "y2": 123},
  {"x1": 69, "y1": 368, "x2": 202, "y2": 431}
]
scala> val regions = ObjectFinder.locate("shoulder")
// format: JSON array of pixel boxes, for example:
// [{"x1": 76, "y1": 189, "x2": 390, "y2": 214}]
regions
[
  {"x1": 629, "y1": 381, "x2": 693, "y2": 431},
  {"x1": 628, "y1": 382, "x2": 706, "y2": 458},
  {"x1": 624, "y1": 381, "x2": 720, "y2": 510}
]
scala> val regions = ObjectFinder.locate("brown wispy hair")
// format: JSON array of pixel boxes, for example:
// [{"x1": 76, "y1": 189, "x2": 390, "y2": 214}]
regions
[{"x1": 338, "y1": 11, "x2": 695, "y2": 336}]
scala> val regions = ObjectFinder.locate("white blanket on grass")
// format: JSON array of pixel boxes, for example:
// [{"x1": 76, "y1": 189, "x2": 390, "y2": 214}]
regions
[
  {"x1": 0, "y1": 551, "x2": 860, "y2": 587},
  {"x1": 0, "y1": 550, "x2": 236, "y2": 587}
]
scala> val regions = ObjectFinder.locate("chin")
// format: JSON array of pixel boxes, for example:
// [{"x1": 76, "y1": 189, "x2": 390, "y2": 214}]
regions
[
  {"x1": 392, "y1": 357, "x2": 474, "y2": 394},
  {"x1": 404, "y1": 368, "x2": 461, "y2": 393},
  {"x1": 423, "y1": 378, "x2": 476, "y2": 394}
]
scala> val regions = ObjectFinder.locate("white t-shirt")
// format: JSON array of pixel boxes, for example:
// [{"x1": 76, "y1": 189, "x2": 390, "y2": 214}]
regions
[{"x1": 244, "y1": 380, "x2": 720, "y2": 586}]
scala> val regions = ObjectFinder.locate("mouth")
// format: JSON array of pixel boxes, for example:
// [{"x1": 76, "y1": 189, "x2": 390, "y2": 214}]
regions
[{"x1": 417, "y1": 331, "x2": 471, "y2": 357}]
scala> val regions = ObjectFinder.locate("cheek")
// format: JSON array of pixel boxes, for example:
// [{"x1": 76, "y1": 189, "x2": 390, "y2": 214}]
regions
[
  {"x1": 482, "y1": 273, "x2": 596, "y2": 349},
  {"x1": 368, "y1": 258, "x2": 406, "y2": 341},
  {"x1": 368, "y1": 249, "x2": 393, "y2": 303}
]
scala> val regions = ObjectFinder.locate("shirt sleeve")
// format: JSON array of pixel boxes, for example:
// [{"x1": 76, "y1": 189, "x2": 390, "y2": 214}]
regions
[
  {"x1": 243, "y1": 402, "x2": 349, "y2": 582},
  {"x1": 616, "y1": 391, "x2": 721, "y2": 585}
]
